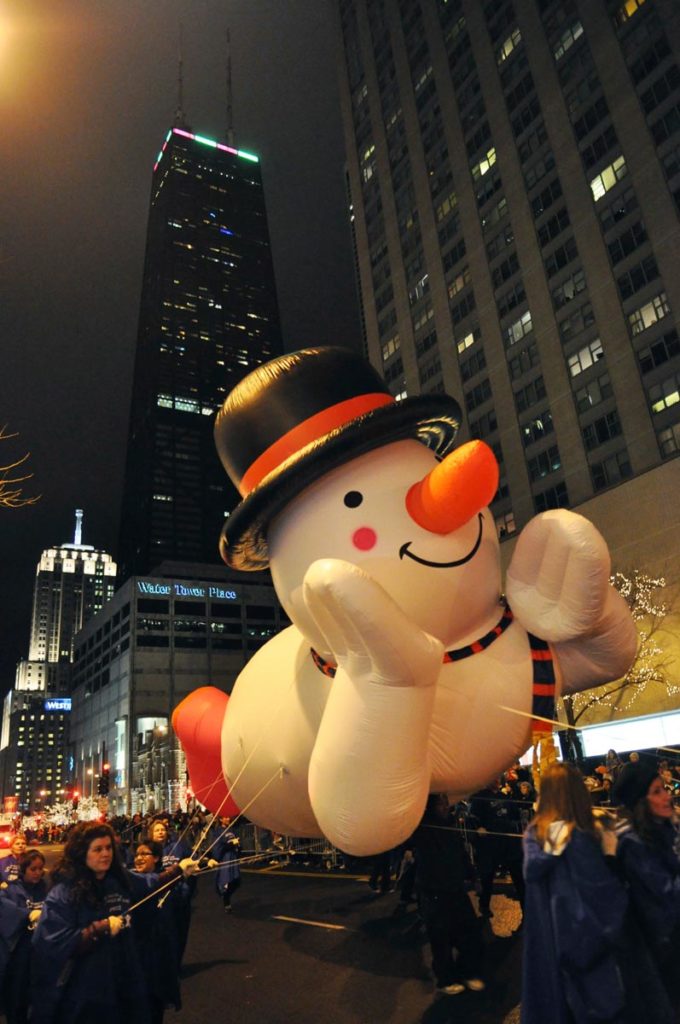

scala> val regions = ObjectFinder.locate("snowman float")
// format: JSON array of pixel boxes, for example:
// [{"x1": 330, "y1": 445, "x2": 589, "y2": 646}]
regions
[{"x1": 173, "y1": 347, "x2": 637, "y2": 856}]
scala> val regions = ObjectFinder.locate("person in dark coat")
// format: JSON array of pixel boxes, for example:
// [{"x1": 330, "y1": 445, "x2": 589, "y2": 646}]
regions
[
  {"x1": 30, "y1": 821, "x2": 197, "y2": 1024},
  {"x1": 470, "y1": 778, "x2": 525, "y2": 917},
  {"x1": 211, "y1": 818, "x2": 241, "y2": 911},
  {"x1": 147, "y1": 817, "x2": 194, "y2": 966},
  {"x1": 0, "y1": 850, "x2": 48, "y2": 1023},
  {"x1": 413, "y1": 793, "x2": 484, "y2": 996},
  {"x1": 612, "y1": 761, "x2": 680, "y2": 1023},
  {"x1": 521, "y1": 762, "x2": 628, "y2": 1024},
  {"x1": 131, "y1": 840, "x2": 182, "y2": 1024}
]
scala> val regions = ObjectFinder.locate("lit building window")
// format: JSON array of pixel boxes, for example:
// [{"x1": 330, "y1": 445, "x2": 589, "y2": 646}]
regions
[
  {"x1": 589, "y1": 156, "x2": 627, "y2": 201},
  {"x1": 435, "y1": 191, "x2": 458, "y2": 222},
  {"x1": 497, "y1": 28, "x2": 521, "y2": 66},
  {"x1": 553, "y1": 21, "x2": 584, "y2": 61},
  {"x1": 381, "y1": 335, "x2": 401, "y2": 362},
  {"x1": 471, "y1": 148, "x2": 497, "y2": 181},
  {"x1": 614, "y1": 0, "x2": 647, "y2": 26},
  {"x1": 505, "y1": 310, "x2": 533, "y2": 348},
  {"x1": 627, "y1": 292, "x2": 670, "y2": 335},
  {"x1": 456, "y1": 328, "x2": 480, "y2": 355},
  {"x1": 447, "y1": 266, "x2": 471, "y2": 300},
  {"x1": 568, "y1": 338, "x2": 604, "y2": 376},
  {"x1": 649, "y1": 374, "x2": 680, "y2": 414}
]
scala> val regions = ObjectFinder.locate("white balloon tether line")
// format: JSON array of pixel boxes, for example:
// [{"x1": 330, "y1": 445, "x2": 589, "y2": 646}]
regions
[
  {"x1": 187, "y1": 679, "x2": 296, "y2": 863},
  {"x1": 127, "y1": 763, "x2": 286, "y2": 915}
]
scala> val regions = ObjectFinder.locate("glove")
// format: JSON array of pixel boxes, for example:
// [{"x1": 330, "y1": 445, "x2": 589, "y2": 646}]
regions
[
  {"x1": 179, "y1": 857, "x2": 199, "y2": 877},
  {"x1": 107, "y1": 915, "x2": 125, "y2": 937},
  {"x1": 28, "y1": 909, "x2": 42, "y2": 924},
  {"x1": 207, "y1": 858, "x2": 219, "y2": 869}
]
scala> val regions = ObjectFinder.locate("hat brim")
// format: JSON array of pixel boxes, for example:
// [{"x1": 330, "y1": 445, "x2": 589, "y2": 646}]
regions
[{"x1": 219, "y1": 393, "x2": 462, "y2": 570}]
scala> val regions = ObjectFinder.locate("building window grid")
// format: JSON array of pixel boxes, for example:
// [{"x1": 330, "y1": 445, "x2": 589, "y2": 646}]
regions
[
  {"x1": 582, "y1": 409, "x2": 623, "y2": 451},
  {"x1": 637, "y1": 328, "x2": 680, "y2": 375},
  {"x1": 628, "y1": 292, "x2": 671, "y2": 336},
  {"x1": 590, "y1": 449, "x2": 633, "y2": 490},
  {"x1": 568, "y1": 337, "x2": 604, "y2": 377}
]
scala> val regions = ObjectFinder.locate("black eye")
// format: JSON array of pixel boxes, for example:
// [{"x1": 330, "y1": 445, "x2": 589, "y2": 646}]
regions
[{"x1": 343, "y1": 490, "x2": 363, "y2": 508}]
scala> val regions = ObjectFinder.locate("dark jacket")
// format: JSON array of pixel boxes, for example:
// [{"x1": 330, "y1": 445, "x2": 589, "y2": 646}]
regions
[
  {"x1": 31, "y1": 868, "x2": 173, "y2": 1024},
  {"x1": 521, "y1": 825, "x2": 627, "y2": 1024}
]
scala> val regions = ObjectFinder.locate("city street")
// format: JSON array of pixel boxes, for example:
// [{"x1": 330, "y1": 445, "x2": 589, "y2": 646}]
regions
[
  {"x1": 173, "y1": 866, "x2": 522, "y2": 1024},
  {"x1": 2, "y1": 845, "x2": 522, "y2": 1023}
]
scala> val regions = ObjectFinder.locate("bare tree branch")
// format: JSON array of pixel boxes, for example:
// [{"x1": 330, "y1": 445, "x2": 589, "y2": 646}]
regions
[{"x1": 0, "y1": 425, "x2": 40, "y2": 507}]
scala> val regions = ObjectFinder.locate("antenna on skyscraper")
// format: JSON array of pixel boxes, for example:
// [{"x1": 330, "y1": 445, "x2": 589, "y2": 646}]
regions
[
  {"x1": 174, "y1": 23, "x2": 187, "y2": 128},
  {"x1": 74, "y1": 509, "x2": 83, "y2": 546},
  {"x1": 226, "y1": 27, "x2": 235, "y2": 147}
]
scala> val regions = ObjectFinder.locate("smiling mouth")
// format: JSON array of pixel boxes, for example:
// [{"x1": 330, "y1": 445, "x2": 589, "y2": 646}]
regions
[{"x1": 399, "y1": 513, "x2": 484, "y2": 568}]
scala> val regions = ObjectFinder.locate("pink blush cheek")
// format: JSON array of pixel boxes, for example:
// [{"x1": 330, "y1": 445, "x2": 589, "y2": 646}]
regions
[{"x1": 352, "y1": 527, "x2": 377, "y2": 551}]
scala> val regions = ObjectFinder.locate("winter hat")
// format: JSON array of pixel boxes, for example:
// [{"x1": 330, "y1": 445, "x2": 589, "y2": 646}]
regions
[{"x1": 611, "y1": 761, "x2": 659, "y2": 811}]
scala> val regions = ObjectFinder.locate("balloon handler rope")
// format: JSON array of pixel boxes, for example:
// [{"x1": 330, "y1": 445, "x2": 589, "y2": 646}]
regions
[
  {"x1": 189, "y1": 678, "x2": 296, "y2": 862},
  {"x1": 127, "y1": 765, "x2": 286, "y2": 914}
]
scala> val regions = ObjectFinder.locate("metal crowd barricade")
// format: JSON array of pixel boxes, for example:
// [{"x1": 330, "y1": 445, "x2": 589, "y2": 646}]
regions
[{"x1": 231, "y1": 821, "x2": 343, "y2": 870}]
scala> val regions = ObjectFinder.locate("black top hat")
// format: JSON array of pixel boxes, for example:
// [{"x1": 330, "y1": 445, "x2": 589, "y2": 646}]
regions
[{"x1": 214, "y1": 346, "x2": 462, "y2": 570}]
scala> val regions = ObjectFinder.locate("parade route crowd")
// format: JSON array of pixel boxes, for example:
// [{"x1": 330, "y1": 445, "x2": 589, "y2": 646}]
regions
[{"x1": 0, "y1": 748, "x2": 679, "y2": 1023}]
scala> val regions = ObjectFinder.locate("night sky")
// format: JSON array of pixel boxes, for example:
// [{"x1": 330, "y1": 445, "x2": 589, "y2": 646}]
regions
[{"x1": 0, "y1": 1, "x2": 361, "y2": 692}]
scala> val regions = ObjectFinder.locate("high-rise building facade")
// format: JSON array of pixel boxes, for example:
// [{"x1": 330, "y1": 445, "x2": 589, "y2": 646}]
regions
[
  {"x1": 0, "y1": 512, "x2": 116, "y2": 811},
  {"x1": 336, "y1": 0, "x2": 680, "y2": 544},
  {"x1": 69, "y1": 561, "x2": 288, "y2": 815},
  {"x1": 118, "y1": 127, "x2": 283, "y2": 580},
  {"x1": 26, "y1": 510, "x2": 117, "y2": 668}
]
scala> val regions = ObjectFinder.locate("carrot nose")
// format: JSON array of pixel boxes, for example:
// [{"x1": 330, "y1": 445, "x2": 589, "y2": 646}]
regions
[{"x1": 405, "y1": 440, "x2": 499, "y2": 534}]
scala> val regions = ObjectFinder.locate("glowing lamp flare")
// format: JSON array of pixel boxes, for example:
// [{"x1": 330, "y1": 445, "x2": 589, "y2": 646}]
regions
[{"x1": 406, "y1": 440, "x2": 499, "y2": 534}]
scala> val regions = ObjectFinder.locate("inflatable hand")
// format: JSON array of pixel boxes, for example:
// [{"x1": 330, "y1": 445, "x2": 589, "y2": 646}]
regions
[
  {"x1": 304, "y1": 558, "x2": 442, "y2": 855},
  {"x1": 506, "y1": 510, "x2": 610, "y2": 641}
]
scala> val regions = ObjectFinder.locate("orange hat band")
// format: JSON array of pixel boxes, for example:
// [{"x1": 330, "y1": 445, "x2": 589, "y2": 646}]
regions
[{"x1": 238, "y1": 393, "x2": 395, "y2": 496}]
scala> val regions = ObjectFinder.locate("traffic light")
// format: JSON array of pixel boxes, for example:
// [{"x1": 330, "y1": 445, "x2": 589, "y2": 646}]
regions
[{"x1": 98, "y1": 764, "x2": 110, "y2": 796}]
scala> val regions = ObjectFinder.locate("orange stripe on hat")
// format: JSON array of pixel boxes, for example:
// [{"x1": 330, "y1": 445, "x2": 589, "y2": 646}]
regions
[{"x1": 239, "y1": 393, "x2": 394, "y2": 496}]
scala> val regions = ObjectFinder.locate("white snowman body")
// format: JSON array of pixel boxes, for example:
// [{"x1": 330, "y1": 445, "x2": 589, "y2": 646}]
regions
[{"x1": 219, "y1": 439, "x2": 637, "y2": 855}]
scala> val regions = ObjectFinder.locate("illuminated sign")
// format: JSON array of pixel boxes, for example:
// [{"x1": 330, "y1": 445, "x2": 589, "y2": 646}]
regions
[
  {"x1": 44, "y1": 698, "x2": 72, "y2": 713},
  {"x1": 136, "y1": 580, "x2": 238, "y2": 601}
]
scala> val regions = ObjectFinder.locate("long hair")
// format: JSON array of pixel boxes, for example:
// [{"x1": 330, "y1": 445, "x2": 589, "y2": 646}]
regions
[
  {"x1": 52, "y1": 822, "x2": 129, "y2": 905},
  {"x1": 531, "y1": 763, "x2": 596, "y2": 845},
  {"x1": 622, "y1": 792, "x2": 675, "y2": 852}
]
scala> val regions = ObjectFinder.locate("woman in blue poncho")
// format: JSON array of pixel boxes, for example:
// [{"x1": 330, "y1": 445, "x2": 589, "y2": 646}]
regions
[
  {"x1": 612, "y1": 761, "x2": 680, "y2": 1024},
  {"x1": 521, "y1": 762, "x2": 628, "y2": 1024},
  {"x1": 31, "y1": 821, "x2": 197, "y2": 1024},
  {"x1": 1, "y1": 849, "x2": 49, "y2": 1023}
]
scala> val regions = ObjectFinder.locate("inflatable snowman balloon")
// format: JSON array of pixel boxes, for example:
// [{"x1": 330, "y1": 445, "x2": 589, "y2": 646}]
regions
[{"x1": 173, "y1": 347, "x2": 637, "y2": 856}]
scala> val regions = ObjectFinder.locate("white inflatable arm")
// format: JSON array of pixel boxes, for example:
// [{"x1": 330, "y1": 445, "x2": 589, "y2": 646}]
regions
[
  {"x1": 303, "y1": 558, "x2": 442, "y2": 856},
  {"x1": 506, "y1": 510, "x2": 610, "y2": 642}
]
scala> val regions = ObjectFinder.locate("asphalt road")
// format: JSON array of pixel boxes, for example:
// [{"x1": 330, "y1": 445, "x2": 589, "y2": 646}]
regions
[
  {"x1": 0, "y1": 847, "x2": 523, "y2": 1023},
  {"x1": 173, "y1": 866, "x2": 523, "y2": 1024}
]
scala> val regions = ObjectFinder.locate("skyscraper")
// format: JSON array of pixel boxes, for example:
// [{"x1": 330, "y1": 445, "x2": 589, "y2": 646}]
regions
[
  {"x1": 336, "y1": 0, "x2": 680, "y2": 548},
  {"x1": 0, "y1": 511, "x2": 116, "y2": 811},
  {"x1": 118, "y1": 125, "x2": 283, "y2": 580}
]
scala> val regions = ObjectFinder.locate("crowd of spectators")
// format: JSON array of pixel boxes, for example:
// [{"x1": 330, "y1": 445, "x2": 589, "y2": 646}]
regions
[{"x1": 1, "y1": 748, "x2": 679, "y2": 1021}]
